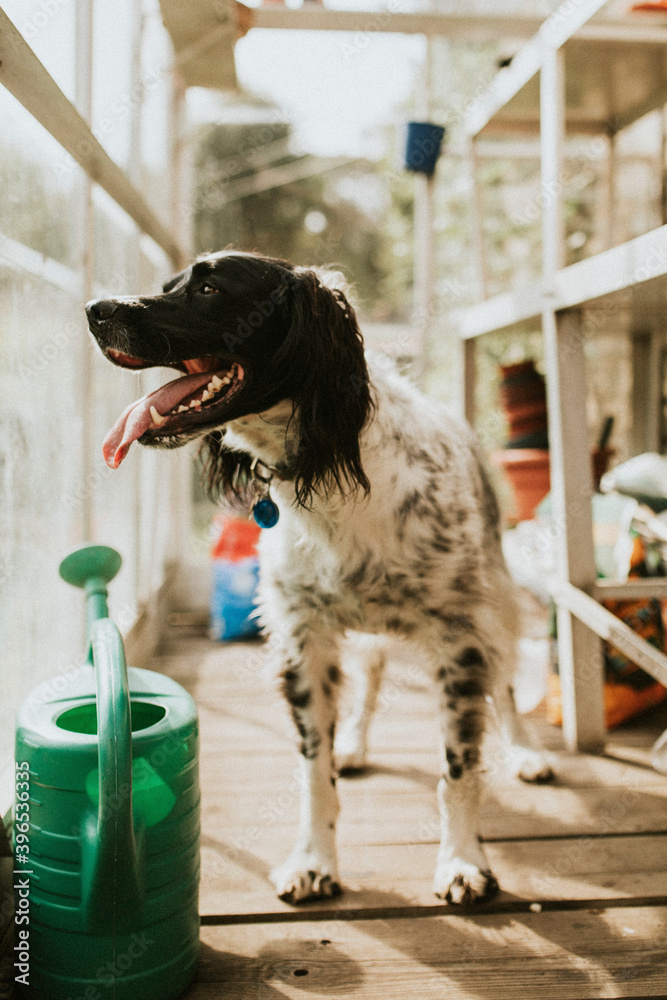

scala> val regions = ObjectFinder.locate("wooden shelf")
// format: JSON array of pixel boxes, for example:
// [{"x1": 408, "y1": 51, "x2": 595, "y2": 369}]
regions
[
  {"x1": 456, "y1": 223, "x2": 667, "y2": 339},
  {"x1": 594, "y1": 578, "x2": 667, "y2": 600},
  {"x1": 458, "y1": 0, "x2": 667, "y2": 754},
  {"x1": 466, "y1": 2, "x2": 667, "y2": 138}
]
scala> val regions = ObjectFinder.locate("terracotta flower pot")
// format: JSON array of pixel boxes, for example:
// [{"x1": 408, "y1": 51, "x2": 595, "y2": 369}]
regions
[
  {"x1": 491, "y1": 449, "x2": 551, "y2": 522},
  {"x1": 499, "y1": 359, "x2": 546, "y2": 414},
  {"x1": 505, "y1": 401, "x2": 548, "y2": 440},
  {"x1": 493, "y1": 447, "x2": 617, "y2": 522},
  {"x1": 500, "y1": 382, "x2": 547, "y2": 409},
  {"x1": 499, "y1": 360, "x2": 539, "y2": 381}
]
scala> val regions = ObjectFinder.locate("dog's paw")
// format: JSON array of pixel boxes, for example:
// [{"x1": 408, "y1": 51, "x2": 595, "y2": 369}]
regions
[
  {"x1": 335, "y1": 748, "x2": 368, "y2": 775},
  {"x1": 334, "y1": 730, "x2": 368, "y2": 774},
  {"x1": 433, "y1": 861, "x2": 499, "y2": 904},
  {"x1": 512, "y1": 747, "x2": 555, "y2": 784},
  {"x1": 272, "y1": 859, "x2": 342, "y2": 905}
]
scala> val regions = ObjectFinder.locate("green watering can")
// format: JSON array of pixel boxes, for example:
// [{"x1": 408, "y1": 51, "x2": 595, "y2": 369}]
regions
[{"x1": 14, "y1": 545, "x2": 200, "y2": 999}]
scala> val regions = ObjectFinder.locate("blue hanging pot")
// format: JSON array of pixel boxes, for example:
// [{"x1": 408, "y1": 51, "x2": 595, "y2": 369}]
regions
[{"x1": 404, "y1": 121, "x2": 445, "y2": 176}]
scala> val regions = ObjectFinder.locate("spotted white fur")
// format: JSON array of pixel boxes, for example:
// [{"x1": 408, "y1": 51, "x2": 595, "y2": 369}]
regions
[{"x1": 225, "y1": 354, "x2": 553, "y2": 905}]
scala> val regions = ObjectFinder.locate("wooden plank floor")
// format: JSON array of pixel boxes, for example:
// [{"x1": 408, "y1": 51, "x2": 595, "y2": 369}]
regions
[{"x1": 151, "y1": 625, "x2": 667, "y2": 1000}]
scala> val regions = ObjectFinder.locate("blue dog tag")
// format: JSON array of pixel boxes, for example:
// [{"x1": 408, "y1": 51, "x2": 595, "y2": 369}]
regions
[{"x1": 253, "y1": 496, "x2": 280, "y2": 529}]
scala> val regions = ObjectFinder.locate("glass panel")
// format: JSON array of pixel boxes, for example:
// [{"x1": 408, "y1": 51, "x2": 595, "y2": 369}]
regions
[
  {"x1": 2, "y1": 0, "x2": 77, "y2": 102},
  {"x1": 0, "y1": 88, "x2": 77, "y2": 266},
  {"x1": 91, "y1": 0, "x2": 136, "y2": 170},
  {"x1": 0, "y1": 0, "x2": 178, "y2": 797},
  {"x1": 0, "y1": 268, "x2": 86, "y2": 775}
]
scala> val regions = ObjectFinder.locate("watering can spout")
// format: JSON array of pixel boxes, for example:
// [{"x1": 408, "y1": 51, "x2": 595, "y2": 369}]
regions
[{"x1": 59, "y1": 544, "x2": 122, "y2": 663}]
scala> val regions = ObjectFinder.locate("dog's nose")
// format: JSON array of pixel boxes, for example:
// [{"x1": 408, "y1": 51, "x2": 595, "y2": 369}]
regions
[{"x1": 86, "y1": 299, "x2": 119, "y2": 322}]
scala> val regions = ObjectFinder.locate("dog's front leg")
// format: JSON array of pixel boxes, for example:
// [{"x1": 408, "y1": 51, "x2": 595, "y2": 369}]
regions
[
  {"x1": 432, "y1": 643, "x2": 499, "y2": 903},
  {"x1": 271, "y1": 639, "x2": 343, "y2": 904}
]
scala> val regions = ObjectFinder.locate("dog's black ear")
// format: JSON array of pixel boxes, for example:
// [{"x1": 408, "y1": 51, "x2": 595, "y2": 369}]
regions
[
  {"x1": 275, "y1": 270, "x2": 373, "y2": 508},
  {"x1": 198, "y1": 431, "x2": 256, "y2": 512}
]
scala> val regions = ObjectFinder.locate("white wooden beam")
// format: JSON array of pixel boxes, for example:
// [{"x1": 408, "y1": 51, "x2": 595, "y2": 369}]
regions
[
  {"x1": 543, "y1": 308, "x2": 606, "y2": 752},
  {"x1": 465, "y1": 0, "x2": 610, "y2": 138},
  {"x1": 411, "y1": 39, "x2": 435, "y2": 389},
  {"x1": 74, "y1": 0, "x2": 94, "y2": 549},
  {"x1": 540, "y1": 40, "x2": 604, "y2": 751},
  {"x1": 554, "y1": 580, "x2": 667, "y2": 688},
  {"x1": 249, "y1": 6, "x2": 667, "y2": 45},
  {"x1": 541, "y1": 46, "x2": 566, "y2": 278},
  {"x1": 0, "y1": 9, "x2": 184, "y2": 267},
  {"x1": 594, "y1": 578, "x2": 667, "y2": 601},
  {"x1": 463, "y1": 138, "x2": 487, "y2": 426},
  {"x1": 200, "y1": 155, "x2": 355, "y2": 206},
  {"x1": 249, "y1": 8, "x2": 547, "y2": 39},
  {"x1": 204, "y1": 137, "x2": 293, "y2": 184},
  {"x1": 0, "y1": 233, "x2": 79, "y2": 294},
  {"x1": 455, "y1": 222, "x2": 667, "y2": 340}
]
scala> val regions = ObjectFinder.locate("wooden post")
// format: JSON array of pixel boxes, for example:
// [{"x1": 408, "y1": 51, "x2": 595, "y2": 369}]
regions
[
  {"x1": 412, "y1": 37, "x2": 434, "y2": 388},
  {"x1": 631, "y1": 330, "x2": 662, "y2": 456},
  {"x1": 464, "y1": 137, "x2": 488, "y2": 428},
  {"x1": 168, "y1": 69, "x2": 194, "y2": 569},
  {"x1": 543, "y1": 309, "x2": 605, "y2": 751},
  {"x1": 540, "y1": 47, "x2": 565, "y2": 277},
  {"x1": 541, "y1": 46, "x2": 605, "y2": 752},
  {"x1": 74, "y1": 0, "x2": 94, "y2": 546},
  {"x1": 603, "y1": 132, "x2": 617, "y2": 251},
  {"x1": 463, "y1": 339, "x2": 477, "y2": 429}
]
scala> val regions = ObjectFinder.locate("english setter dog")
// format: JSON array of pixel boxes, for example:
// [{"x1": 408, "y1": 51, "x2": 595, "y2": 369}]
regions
[{"x1": 86, "y1": 251, "x2": 552, "y2": 905}]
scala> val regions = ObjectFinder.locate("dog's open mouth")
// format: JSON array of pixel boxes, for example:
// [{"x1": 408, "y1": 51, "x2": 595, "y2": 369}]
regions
[{"x1": 103, "y1": 352, "x2": 245, "y2": 468}]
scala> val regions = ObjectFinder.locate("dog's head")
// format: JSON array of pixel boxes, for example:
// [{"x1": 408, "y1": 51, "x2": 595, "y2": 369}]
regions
[{"x1": 86, "y1": 251, "x2": 372, "y2": 506}]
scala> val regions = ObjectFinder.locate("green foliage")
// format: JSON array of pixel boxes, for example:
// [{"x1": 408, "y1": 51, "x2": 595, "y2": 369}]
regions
[
  {"x1": 192, "y1": 122, "x2": 411, "y2": 321},
  {"x1": 0, "y1": 142, "x2": 71, "y2": 265}
]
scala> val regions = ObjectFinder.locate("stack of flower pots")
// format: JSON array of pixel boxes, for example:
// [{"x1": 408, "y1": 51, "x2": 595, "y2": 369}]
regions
[{"x1": 491, "y1": 359, "x2": 551, "y2": 522}]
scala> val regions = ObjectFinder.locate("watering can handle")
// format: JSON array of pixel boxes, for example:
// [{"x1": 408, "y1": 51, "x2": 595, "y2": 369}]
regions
[{"x1": 83, "y1": 618, "x2": 141, "y2": 927}]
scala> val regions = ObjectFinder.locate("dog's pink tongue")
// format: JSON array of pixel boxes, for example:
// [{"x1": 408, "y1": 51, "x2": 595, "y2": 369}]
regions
[
  {"x1": 102, "y1": 398, "x2": 154, "y2": 469},
  {"x1": 102, "y1": 370, "x2": 213, "y2": 468}
]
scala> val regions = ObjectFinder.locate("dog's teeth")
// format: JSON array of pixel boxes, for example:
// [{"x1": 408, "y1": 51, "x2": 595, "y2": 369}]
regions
[
  {"x1": 211, "y1": 375, "x2": 223, "y2": 389},
  {"x1": 202, "y1": 389, "x2": 212, "y2": 402},
  {"x1": 150, "y1": 405, "x2": 167, "y2": 427},
  {"x1": 177, "y1": 405, "x2": 189, "y2": 413},
  {"x1": 220, "y1": 376, "x2": 231, "y2": 385},
  {"x1": 189, "y1": 399, "x2": 198, "y2": 408},
  {"x1": 206, "y1": 381, "x2": 215, "y2": 393}
]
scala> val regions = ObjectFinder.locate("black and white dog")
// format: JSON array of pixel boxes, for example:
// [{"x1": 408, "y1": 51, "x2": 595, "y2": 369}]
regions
[{"x1": 86, "y1": 251, "x2": 552, "y2": 905}]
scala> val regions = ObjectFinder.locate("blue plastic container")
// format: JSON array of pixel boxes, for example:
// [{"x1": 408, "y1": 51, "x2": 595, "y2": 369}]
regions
[
  {"x1": 404, "y1": 121, "x2": 446, "y2": 175},
  {"x1": 210, "y1": 557, "x2": 260, "y2": 640}
]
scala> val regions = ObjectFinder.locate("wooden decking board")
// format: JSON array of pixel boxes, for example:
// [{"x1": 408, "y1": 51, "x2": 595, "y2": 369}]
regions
[
  {"x1": 203, "y1": 747, "x2": 666, "y2": 793},
  {"x1": 199, "y1": 787, "x2": 667, "y2": 846},
  {"x1": 200, "y1": 895, "x2": 667, "y2": 924},
  {"x1": 199, "y1": 831, "x2": 667, "y2": 916},
  {"x1": 148, "y1": 629, "x2": 667, "y2": 999},
  {"x1": 188, "y1": 907, "x2": 667, "y2": 998}
]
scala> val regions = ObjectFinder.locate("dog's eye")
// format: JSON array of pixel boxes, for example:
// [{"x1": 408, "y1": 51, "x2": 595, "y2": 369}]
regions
[{"x1": 199, "y1": 282, "x2": 218, "y2": 295}]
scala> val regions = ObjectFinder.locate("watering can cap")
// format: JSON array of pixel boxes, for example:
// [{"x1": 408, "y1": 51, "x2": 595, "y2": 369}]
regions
[{"x1": 59, "y1": 544, "x2": 122, "y2": 589}]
